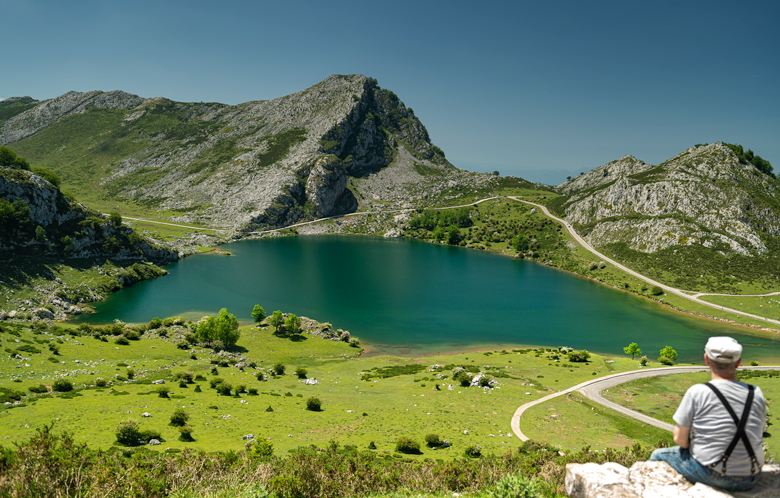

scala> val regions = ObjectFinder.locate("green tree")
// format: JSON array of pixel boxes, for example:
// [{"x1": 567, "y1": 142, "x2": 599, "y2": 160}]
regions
[
  {"x1": 108, "y1": 212, "x2": 123, "y2": 227},
  {"x1": 659, "y1": 346, "x2": 677, "y2": 362},
  {"x1": 215, "y1": 308, "x2": 239, "y2": 347},
  {"x1": 251, "y1": 305, "x2": 265, "y2": 323},
  {"x1": 511, "y1": 234, "x2": 529, "y2": 252},
  {"x1": 492, "y1": 171, "x2": 500, "y2": 176},
  {"x1": 433, "y1": 226, "x2": 446, "y2": 242},
  {"x1": 268, "y1": 310, "x2": 284, "y2": 333},
  {"x1": 35, "y1": 225, "x2": 46, "y2": 242},
  {"x1": 623, "y1": 342, "x2": 641, "y2": 359},
  {"x1": 0, "y1": 146, "x2": 30, "y2": 170},
  {"x1": 447, "y1": 226, "x2": 461, "y2": 245},
  {"x1": 284, "y1": 314, "x2": 301, "y2": 335}
]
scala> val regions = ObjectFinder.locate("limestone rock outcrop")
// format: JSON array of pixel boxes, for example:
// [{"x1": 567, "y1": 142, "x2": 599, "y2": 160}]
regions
[{"x1": 565, "y1": 461, "x2": 780, "y2": 498}]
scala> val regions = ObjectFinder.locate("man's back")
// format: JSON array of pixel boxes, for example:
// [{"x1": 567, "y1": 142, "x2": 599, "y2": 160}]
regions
[{"x1": 674, "y1": 380, "x2": 765, "y2": 475}]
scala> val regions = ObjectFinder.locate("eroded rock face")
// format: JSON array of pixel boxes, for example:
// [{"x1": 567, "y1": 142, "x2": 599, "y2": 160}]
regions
[
  {"x1": 556, "y1": 144, "x2": 780, "y2": 256},
  {"x1": 305, "y1": 155, "x2": 348, "y2": 218},
  {"x1": 565, "y1": 461, "x2": 780, "y2": 498}
]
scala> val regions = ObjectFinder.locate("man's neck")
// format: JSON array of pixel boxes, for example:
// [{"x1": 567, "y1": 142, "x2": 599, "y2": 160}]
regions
[{"x1": 711, "y1": 372, "x2": 737, "y2": 382}]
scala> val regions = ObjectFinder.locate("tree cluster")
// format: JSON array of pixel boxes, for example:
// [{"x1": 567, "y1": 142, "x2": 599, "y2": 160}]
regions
[
  {"x1": 196, "y1": 308, "x2": 240, "y2": 348},
  {"x1": 725, "y1": 143, "x2": 774, "y2": 177}
]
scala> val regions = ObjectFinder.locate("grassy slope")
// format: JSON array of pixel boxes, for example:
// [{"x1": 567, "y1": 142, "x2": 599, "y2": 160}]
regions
[
  {"x1": 0, "y1": 319, "x2": 647, "y2": 458},
  {"x1": 600, "y1": 372, "x2": 779, "y2": 462}
]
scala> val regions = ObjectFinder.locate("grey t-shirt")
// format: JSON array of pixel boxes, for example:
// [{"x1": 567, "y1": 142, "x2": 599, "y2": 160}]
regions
[{"x1": 674, "y1": 380, "x2": 765, "y2": 475}]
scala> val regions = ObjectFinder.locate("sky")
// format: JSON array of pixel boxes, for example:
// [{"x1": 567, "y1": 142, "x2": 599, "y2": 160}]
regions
[{"x1": 2, "y1": 0, "x2": 778, "y2": 185}]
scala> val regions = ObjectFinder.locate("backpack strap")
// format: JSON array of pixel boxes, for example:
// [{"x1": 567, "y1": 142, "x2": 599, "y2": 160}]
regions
[{"x1": 703, "y1": 382, "x2": 759, "y2": 476}]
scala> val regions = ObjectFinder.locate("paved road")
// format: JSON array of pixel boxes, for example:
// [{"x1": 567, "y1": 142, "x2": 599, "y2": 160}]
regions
[
  {"x1": 511, "y1": 366, "x2": 780, "y2": 441},
  {"x1": 507, "y1": 197, "x2": 780, "y2": 327},
  {"x1": 691, "y1": 291, "x2": 780, "y2": 299}
]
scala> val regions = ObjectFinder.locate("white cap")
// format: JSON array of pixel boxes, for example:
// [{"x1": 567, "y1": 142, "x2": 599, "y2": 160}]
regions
[{"x1": 705, "y1": 337, "x2": 742, "y2": 363}]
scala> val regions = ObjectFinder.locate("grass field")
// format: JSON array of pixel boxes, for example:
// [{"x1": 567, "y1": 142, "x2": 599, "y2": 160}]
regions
[
  {"x1": 600, "y1": 371, "x2": 780, "y2": 461},
  {"x1": 0, "y1": 317, "x2": 652, "y2": 459},
  {"x1": 699, "y1": 295, "x2": 780, "y2": 322}
]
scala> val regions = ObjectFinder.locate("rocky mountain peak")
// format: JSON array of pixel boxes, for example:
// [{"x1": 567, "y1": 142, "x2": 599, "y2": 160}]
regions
[{"x1": 557, "y1": 154, "x2": 651, "y2": 194}]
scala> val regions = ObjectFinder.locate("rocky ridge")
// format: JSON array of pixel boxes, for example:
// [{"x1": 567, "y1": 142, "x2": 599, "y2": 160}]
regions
[
  {"x1": 2, "y1": 75, "x2": 481, "y2": 231},
  {"x1": 555, "y1": 143, "x2": 780, "y2": 256}
]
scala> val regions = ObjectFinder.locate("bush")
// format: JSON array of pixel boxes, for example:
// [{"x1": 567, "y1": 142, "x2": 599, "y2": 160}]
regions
[
  {"x1": 479, "y1": 376, "x2": 492, "y2": 387},
  {"x1": 395, "y1": 437, "x2": 421, "y2": 454},
  {"x1": 139, "y1": 429, "x2": 162, "y2": 442},
  {"x1": 273, "y1": 363, "x2": 285, "y2": 375},
  {"x1": 178, "y1": 426, "x2": 194, "y2": 442},
  {"x1": 28, "y1": 385, "x2": 48, "y2": 394},
  {"x1": 52, "y1": 379, "x2": 73, "y2": 392},
  {"x1": 659, "y1": 356, "x2": 674, "y2": 366},
  {"x1": 464, "y1": 445, "x2": 482, "y2": 458},
  {"x1": 194, "y1": 385, "x2": 202, "y2": 392},
  {"x1": 567, "y1": 350, "x2": 590, "y2": 363},
  {"x1": 127, "y1": 369, "x2": 135, "y2": 379},
  {"x1": 306, "y1": 397, "x2": 322, "y2": 411},
  {"x1": 248, "y1": 388, "x2": 258, "y2": 395},
  {"x1": 651, "y1": 286, "x2": 663, "y2": 296},
  {"x1": 170, "y1": 408, "x2": 189, "y2": 426},
  {"x1": 250, "y1": 439, "x2": 273, "y2": 458},
  {"x1": 295, "y1": 367, "x2": 307, "y2": 379},
  {"x1": 115, "y1": 420, "x2": 141, "y2": 446},
  {"x1": 256, "y1": 372, "x2": 265, "y2": 381},
  {"x1": 639, "y1": 356, "x2": 648, "y2": 366},
  {"x1": 218, "y1": 383, "x2": 233, "y2": 396},
  {"x1": 236, "y1": 384, "x2": 247, "y2": 394},
  {"x1": 115, "y1": 336, "x2": 129, "y2": 346},
  {"x1": 148, "y1": 318, "x2": 162, "y2": 329},
  {"x1": 95, "y1": 378, "x2": 108, "y2": 387},
  {"x1": 157, "y1": 386, "x2": 170, "y2": 398},
  {"x1": 425, "y1": 434, "x2": 442, "y2": 448},
  {"x1": 123, "y1": 330, "x2": 140, "y2": 341},
  {"x1": 485, "y1": 474, "x2": 542, "y2": 498},
  {"x1": 210, "y1": 378, "x2": 224, "y2": 389},
  {"x1": 368, "y1": 441, "x2": 377, "y2": 450}
]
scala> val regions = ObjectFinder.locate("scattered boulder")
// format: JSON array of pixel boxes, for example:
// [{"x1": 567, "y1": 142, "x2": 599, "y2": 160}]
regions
[
  {"x1": 141, "y1": 412, "x2": 151, "y2": 417},
  {"x1": 8, "y1": 311, "x2": 17, "y2": 319},
  {"x1": 242, "y1": 434, "x2": 254, "y2": 440},
  {"x1": 151, "y1": 380, "x2": 165, "y2": 384},
  {"x1": 148, "y1": 439, "x2": 160, "y2": 446},
  {"x1": 530, "y1": 208, "x2": 537, "y2": 214},
  {"x1": 303, "y1": 378, "x2": 319, "y2": 385},
  {"x1": 598, "y1": 261, "x2": 607, "y2": 269},
  {"x1": 383, "y1": 228, "x2": 403, "y2": 238},
  {"x1": 565, "y1": 461, "x2": 780, "y2": 498},
  {"x1": 34, "y1": 308, "x2": 54, "y2": 320}
]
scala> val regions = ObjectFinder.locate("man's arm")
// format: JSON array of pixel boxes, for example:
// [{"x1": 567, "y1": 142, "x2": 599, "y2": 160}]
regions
[{"x1": 673, "y1": 424, "x2": 690, "y2": 448}]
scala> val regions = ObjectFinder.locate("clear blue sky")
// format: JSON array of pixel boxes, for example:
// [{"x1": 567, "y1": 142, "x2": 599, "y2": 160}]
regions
[{"x1": 2, "y1": 0, "x2": 778, "y2": 185}]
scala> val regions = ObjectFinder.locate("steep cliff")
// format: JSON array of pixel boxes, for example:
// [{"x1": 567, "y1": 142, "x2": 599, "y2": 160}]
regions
[{"x1": 2, "y1": 75, "x2": 459, "y2": 231}]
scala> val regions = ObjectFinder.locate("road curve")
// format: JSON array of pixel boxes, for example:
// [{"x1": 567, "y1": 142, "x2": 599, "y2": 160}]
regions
[
  {"x1": 511, "y1": 365, "x2": 780, "y2": 441},
  {"x1": 507, "y1": 197, "x2": 780, "y2": 327}
]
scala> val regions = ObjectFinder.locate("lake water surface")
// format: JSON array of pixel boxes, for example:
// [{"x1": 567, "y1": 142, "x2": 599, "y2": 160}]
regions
[{"x1": 76, "y1": 236, "x2": 780, "y2": 362}]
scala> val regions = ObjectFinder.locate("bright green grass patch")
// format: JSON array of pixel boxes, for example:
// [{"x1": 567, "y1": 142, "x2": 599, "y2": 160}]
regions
[
  {"x1": 699, "y1": 295, "x2": 780, "y2": 322},
  {"x1": 601, "y1": 371, "x2": 780, "y2": 461},
  {"x1": 522, "y1": 391, "x2": 674, "y2": 452},
  {"x1": 0, "y1": 317, "x2": 645, "y2": 458}
]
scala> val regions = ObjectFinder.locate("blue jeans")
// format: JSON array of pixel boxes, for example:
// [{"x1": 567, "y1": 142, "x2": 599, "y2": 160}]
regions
[{"x1": 650, "y1": 446, "x2": 760, "y2": 492}]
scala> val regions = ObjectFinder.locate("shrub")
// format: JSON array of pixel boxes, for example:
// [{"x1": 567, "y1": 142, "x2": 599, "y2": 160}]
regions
[
  {"x1": 368, "y1": 441, "x2": 377, "y2": 450},
  {"x1": 273, "y1": 363, "x2": 285, "y2": 375},
  {"x1": 486, "y1": 474, "x2": 542, "y2": 498},
  {"x1": 115, "y1": 420, "x2": 141, "y2": 446},
  {"x1": 479, "y1": 376, "x2": 492, "y2": 387},
  {"x1": 295, "y1": 367, "x2": 307, "y2": 379},
  {"x1": 126, "y1": 369, "x2": 135, "y2": 379},
  {"x1": 395, "y1": 437, "x2": 421, "y2": 454},
  {"x1": 639, "y1": 356, "x2": 648, "y2": 366},
  {"x1": 148, "y1": 318, "x2": 162, "y2": 329},
  {"x1": 210, "y1": 378, "x2": 224, "y2": 389},
  {"x1": 115, "y1": 336, "x2": 129, "y2": 346},
  {"x1": 95, "y1": 378, "x2": 108, "y2": 387},
  {"x1": 265, "y1": 406, "x2": 274, "y2": 412},
  {"x1": 306, "y1": 397, "x2": 322, "y2": 411},
  {"x1": 211, "y1": 367, "x2": 219, "y2": 375},
  {"x1": 256, "y1": 372, "x2": 265, "y2": 381},
  {"x1": 178, "y1": 426, "x2": 194, "y2": 442},
  {"x1": 123, "y1": 330, "x2": 140, "y2": 341},
  {"x1": 250, "y1": 439, "x2": 273, "y2": 458},
  {"x1": 236, "y1": 384, "x2": 247, "y2": 394},
  {"x1": 28, "y1": 385, "x2": 48, "y2": 394},
  {"x1": 218, "y1": 383, "x2": 233, "y2": 396},
  {"x1": 425, "y1": 434, "x2": 442, "y2": 448},
  {"x1": 194, "y1": 385, "x2": 202, "y2": 392},
  {"x1": 248, "y1": 388, "x2": 258, "y2": 395},
  {"x1": 157, "y1": 386, "x2": 170, "y2": 398},
  {"x1": 651, "y1": 286, "x2": 663, "y2": 296},
  {"x1": 659, "y1": 356, "x2": 674, "y2": 366},
  {"x1": 52, "y1": 379, "x2": 73, "y2": 392},
  {"x1": 459, "y1": 375, "x2": 473, "y2": 387},
  {"x1": 464, "y1": 445, "x2": 482, "y2": 458},
  {"x1": 567, "y1": 350, "x2": 590, "y2": 362},
  {"x1": 169, "y1": 408, "x2": 189, "y2": 427},
  {"x1": 139, "y1": 429, "x2": 162, "y2": 442}
]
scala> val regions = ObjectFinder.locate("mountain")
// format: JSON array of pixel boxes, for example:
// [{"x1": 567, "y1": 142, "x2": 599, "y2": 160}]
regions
[
  {"x1": 1, "y1": 75, "x2": 476, "y2": 230},
  {"x1": 551, "y1": 143, "x2": 780, "y2": 291}
]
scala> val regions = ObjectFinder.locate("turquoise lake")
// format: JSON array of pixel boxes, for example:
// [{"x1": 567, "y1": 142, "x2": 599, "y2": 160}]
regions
[{"x1": 76, "y1": 235, "x2": 780, "y2": 362}]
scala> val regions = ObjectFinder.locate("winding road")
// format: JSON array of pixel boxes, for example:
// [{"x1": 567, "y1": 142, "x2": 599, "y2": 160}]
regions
[{"x1": 510, "y1": 365, "x2": 780, "y2": 441}]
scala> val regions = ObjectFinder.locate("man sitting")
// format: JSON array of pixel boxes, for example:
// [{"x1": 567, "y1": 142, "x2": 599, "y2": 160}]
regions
[{"x1": 650, "y1": 336, "x2": 765, "y2": 492}]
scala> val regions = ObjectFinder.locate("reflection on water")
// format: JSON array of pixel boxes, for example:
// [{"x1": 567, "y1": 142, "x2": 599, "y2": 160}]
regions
[{"x1": 73, "y1": 235, "x2": 780, "y2": 362}]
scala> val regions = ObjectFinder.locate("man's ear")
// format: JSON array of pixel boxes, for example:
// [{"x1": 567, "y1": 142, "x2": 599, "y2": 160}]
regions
[{"x1": 703, "y1": 354, "x2": 710, "y2": 366}]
